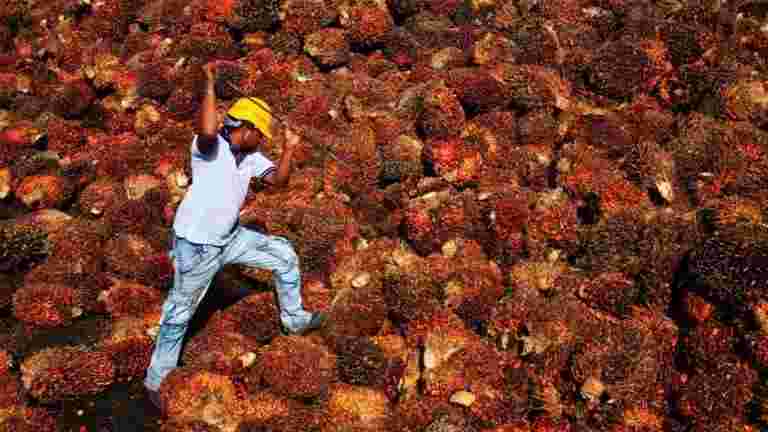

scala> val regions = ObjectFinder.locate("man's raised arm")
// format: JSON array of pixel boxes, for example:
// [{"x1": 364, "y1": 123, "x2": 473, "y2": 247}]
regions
[
  {"x1": 263, "y1": 128, "x2": 301, "y2": 187},
  {"x1": 196, "y1": 63, "x2": 219, "y2": 156}
]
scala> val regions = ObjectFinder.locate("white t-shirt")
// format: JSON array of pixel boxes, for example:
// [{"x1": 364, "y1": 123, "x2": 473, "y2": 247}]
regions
[{"x1": 172, "y1": 134, "x2": 275, "y2": 245}]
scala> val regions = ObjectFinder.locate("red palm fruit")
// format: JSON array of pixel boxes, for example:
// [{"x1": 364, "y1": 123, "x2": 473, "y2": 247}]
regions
[
  {"x1": 443, "y1": 262, "x2": 504, "y2": 328},
  {"x1": 382, "y1": 262, "x2": 443, "y2": 325},
  {"x1": 0, "y1": 121, "x2": 43, "y2": 165},
  {"x1": 15, "y1": 174, "x2": 72, "y2": 210},
  {"x1": 0, "y1": 72, "x2": 31, "y2": 104},
  {"x1": 618, "y1": 94, "x2": 677, "y2": 145},
  {"x1": 236, "y1": 391, "x2": 323, "y2": 428},
  {"x1": 356, "y1": 51, "x2": 400, "y2": 77},
  {"x1": 444, "y1": 67, "x2": 507, "y2": 111},
  {"x1": 0, "y1": 406, "x2": 58, "y2": 432},
  {"x1": 78, "y1": 177, "x2": 125, "y2": 218},
  {"x1": 158, "y1": 367, "x2": 242, "y2": 426},
  {"x1": 165, "y1": 84, "x2": 202, "y2": 122},
  {"x1": 279, "y1": 0, "x2": 338, "y2": 36},
  {"x1": 14, "y1": 209, "x2": 72, "y2": 235},
  {"x1": 225, "y1": 0, "x2": 283, "y2": 32},
  {"x1": 423, "y1": 136, "x2": 482, "y2": 186},
  {"x1": 103, "y1": 233, "x2": 173, "y2": 287},
  {"x1": 526, "y1": 188, "x2": 579, "y2": 258},
  {"x1": 681, "y1": 322, "x2": 740, "y2": 369},
  {"x1": 558, "y1": 142, "x2": 650, "y2": 217},
  {"x1": 45, "y1": 116, "x2": 85, "y2": 157},
  {"x1": 472, "y1": 31, "x2": 517, "y2": 66},
  {"x1": 388, "y1": 394, "x2": 461, "y2": 431},
  {"x1": 434, "y1": 342, "x2": 525, "y2": 425},
  {"x1": 0, "y1": 219, "x2": 49, "y2": 272},
  {"x1": 207, "y1": 292, "x2": 281, "y2": 344},
  {"x1": 680, "y1": 292, "x2": 714, "y2": 324},
  {"x1": 590, "y1": 36, "x2": 673, "y2": 100},
  {"x1": 433, "y1": 194, "x2": 487, "y2": 248},
  {"x1": 255, "y1": 335, "x2": 336, "y2": 399},
  {"x1": 0, "y1": 166, "x2": 9, "y2": 199},
  {"x1": 325, "y1": 270, "x2": 388, "y2": 337},
  {"x1": 20, "y1": 345, "x2": 116, "y2": 403},
  {"x1": 417, "y1": 80, "x2": 466, "y2": 139},
  {"x1": 750, "y1": 334, "x2": 768, "y2": 368},
  {"x1": 44, "y1": 217, "x2": 109, "y2": 275},
  {"x1": 239, "y1": 401, "x2": 325, "y2": 432},
  {"x1": 50, "y1": 79, "x2": 96, "y2": 119},
  {"x1": 98, "y1": 277, "x2": 163, "y2": 320},
  {"x1": 378, "y1": 133, "x2": 423, "y2": 186},
  {"x1": 339, "y1": 1, "x2": 394, "y2": 47},
  {"x1": 504, "y1": 19, "x2": 570, "y2": 66},
  {"x1": 136, "y1": 61, "x2": 176, "y2": 102},
  {"x1": 718, "y1": 78, "x2": 768, "y2": 127},
  {"x1": 576, "y1": 272, "x2": 638, "y2": 318},
  {"x1": 325, "y1": 383, "x2": 391, "y2": 431},
  {"x1": 77, "y1": 0, "x2": 135, "y2": 38},
  {"x1": 12, "y1": 282, "x2": 84, "y2": 328},
  {"x1": 658, "y1": 19, "x2": 716, "y2": 67},
  {"x1": 332, "y1": 335, "x2": 390, "y2": 387},
  {"x1": 0, "y1": 371, "x2": 21, "y2": 409},
  {"x1": 176, "y1": 22, "x2": 241, "y2": 60},
  {"x1": 99, "y1": 316, "x2": 156, "y2": 381},
  {"x1": 403, "y1": 194, "x2": 442, "y2": 255},
  {"x1": 0, "y1": 350, "x2": 10, "y2": 376},
  {"x1": 489, "y1": 63, "x2": 572, "y2": 113},
  {"x1": 490, "y1": 188, "x2": 533, "y2": 258},
  {"x1": 23, "y1": 260, "x2": 112, "y2": 315},
  {"x1": 405, "y1": 309, "x2": 477, "y2": 375},
  {"x1": 324, "y1": 120, "x2": 380, "y2": 196},
  {"x1": 304, "y1": 28, "x2": 351, "y2": 68},
  {"x1": 159, "y1": 420, "x2": 219, "y2": 432},
  {"x1": 672, "y1": 361, "x2": 757, "y2": 430},
  {"x1": 80, "y1": 132, "x2": 146, "y2": 178},
  {"x1": 137, "y1": 0, "x2": 204, "y2": 37},
  {"x1": 182, "y1": 329, "x2": 261, "y2": 376},
  {"x1": 583, "y1": 308, "x2": 676, "y2": 396}
]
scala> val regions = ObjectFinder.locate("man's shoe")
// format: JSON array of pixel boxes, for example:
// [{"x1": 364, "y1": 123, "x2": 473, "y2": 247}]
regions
[
  {"x1": 281, "y1": 312, "x2": 328, "y2": 336},
  {"x1": 145, "y1": 388, "x2": 162, "y2": 412}
]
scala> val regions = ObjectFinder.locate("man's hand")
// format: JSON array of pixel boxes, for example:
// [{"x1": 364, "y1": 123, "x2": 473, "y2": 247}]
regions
[
  {"x1": 284, "y1": 128, "x2": 301, "y2": 152},
  {"x1": 197, "y1": 62, "x2": 219, "y2": 156},
  {"x1": 203, "y1": 62, "x2": 218, "y2": 83}
]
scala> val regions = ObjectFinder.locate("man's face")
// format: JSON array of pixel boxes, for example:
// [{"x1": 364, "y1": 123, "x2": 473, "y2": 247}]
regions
[{"x1": 231, "y1": 125, "x2": 264, "y2": 153}]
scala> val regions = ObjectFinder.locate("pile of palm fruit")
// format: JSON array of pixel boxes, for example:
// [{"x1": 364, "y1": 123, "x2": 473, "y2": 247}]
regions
[{"x1": 1, "y1": 0, "x2": 768, "y2": 430}]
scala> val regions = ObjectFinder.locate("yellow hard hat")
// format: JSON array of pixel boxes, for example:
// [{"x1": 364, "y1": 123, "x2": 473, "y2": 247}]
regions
[{"x1": 226, "y1": 97, "x2": 273, "y2": 140}]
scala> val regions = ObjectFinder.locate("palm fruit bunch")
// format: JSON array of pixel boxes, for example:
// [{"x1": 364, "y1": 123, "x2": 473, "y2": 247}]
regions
[
  {"x1": 181, "y1": 328, "x2": 261, "y2": 377},
  {"x1": 97, "y1": 315, "x2": 157, "y2": 381},
  {"x1": 0, "y1": 0, "x2": 767, "y2": 428},
  {"x1": 0, "y1": 219, "x2": 49, "y2": 272},
  {"x1": 20, "y1": 344, "x2": 116, "y2": 402}
]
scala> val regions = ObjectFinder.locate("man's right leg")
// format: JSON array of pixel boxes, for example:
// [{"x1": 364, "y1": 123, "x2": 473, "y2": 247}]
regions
[{"x1": 144, "y1": 238, "x2": 221, "y2": 392}]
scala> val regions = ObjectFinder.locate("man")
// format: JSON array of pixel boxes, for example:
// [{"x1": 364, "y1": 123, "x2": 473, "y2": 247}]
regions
[{"x1": 144, "y1": 62, "x2": 327, "y2": 407}]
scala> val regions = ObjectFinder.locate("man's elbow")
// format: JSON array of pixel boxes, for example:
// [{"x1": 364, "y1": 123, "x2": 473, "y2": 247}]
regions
[
  {"x1": 264, "y1": 172, "x2": 289, "y2": 188},
  {"x1": 274, "y1": 175, "x2": 290, "y2": 187}
]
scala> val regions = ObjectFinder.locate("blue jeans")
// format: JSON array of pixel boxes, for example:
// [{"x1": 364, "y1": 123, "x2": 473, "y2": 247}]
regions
[{"x1": 144, "y1": 226, "x2": 312, "y2": 391}]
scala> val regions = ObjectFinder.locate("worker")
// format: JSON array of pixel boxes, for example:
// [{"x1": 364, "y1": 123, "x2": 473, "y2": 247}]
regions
[{"x1": 144, "y1": 62, "x2": 327, "y2": 408}]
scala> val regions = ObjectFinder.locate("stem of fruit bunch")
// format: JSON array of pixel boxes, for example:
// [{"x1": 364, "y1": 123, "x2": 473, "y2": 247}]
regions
[{"x1": 223, "y1": 80, "x2": 340, "y2": 164}]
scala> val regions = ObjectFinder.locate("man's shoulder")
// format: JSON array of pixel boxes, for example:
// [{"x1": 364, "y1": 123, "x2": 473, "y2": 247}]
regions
[{"x1": 192, "y1": 133, "x2": 229, "y2": 160}]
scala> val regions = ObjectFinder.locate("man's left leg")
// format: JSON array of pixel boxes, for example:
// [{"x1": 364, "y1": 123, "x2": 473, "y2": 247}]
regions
[{"x1": 220, "y1": 226, "x2": 325, "y2": 334}]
